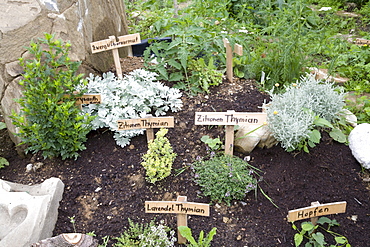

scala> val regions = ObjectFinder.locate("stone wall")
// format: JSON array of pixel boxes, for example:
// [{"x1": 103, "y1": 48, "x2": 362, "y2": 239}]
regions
[{"x1": 0, "y1": 0, "x2": 129, "y2": 149}]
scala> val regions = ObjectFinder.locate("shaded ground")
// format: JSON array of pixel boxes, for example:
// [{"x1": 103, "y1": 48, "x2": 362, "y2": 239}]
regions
[{"x1": 1, "y1": 58, "x2": 369, "y2": 246}]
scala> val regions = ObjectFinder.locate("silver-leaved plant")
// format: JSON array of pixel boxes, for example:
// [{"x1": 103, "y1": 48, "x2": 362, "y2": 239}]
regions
[
  {"x1": 266, "y1": 74, "x2": 345, "y2": 151},
  {"x1": 82, "y1": 69, "x2": 183, "y2": 147}
]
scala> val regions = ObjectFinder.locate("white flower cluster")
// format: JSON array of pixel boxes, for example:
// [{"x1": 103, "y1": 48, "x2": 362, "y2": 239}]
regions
[
  {"x1": 266, "y1": 74, "x2": 345, "y2": 151},
  {"x1": 82, "y1": 69, "x2": 183, "y2": 147},
  {"x1": 139, "y1": 221, "x2": 176, "y2": 247}
]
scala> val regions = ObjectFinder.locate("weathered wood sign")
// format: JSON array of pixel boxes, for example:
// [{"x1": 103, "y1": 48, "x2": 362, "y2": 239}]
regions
[
  {"x1": 90, "y1": 33, "x2": 141, "y2": 78},
  {"x1": 355, "y1": 38, "x2": 370, "y2": 46},
  {"x1": 195, "y1": 110, "x2": 267, "y2": 155},
  {"x1": 287, "y1": 201, "x2": 347, "y2": 223},
  {"x1": 223, "y1": 38, "x2": 243, "y2": 82},
  {"x1": 117, "y1": 115, "x2": 174, "y2": 142},
  {"x1": 74, "y1": 94, "x2": 101, "y2": 105},
  {"x1": 145, "y1": 196, "x2": 210, "y2": 244}
]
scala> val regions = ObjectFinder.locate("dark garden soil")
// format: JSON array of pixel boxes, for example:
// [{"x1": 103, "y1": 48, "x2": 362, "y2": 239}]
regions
[{"x1": 1, "y1": 57, "x2": 370, "y2": 247}]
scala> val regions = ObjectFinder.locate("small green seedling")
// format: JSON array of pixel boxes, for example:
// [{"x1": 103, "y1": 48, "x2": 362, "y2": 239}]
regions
[{"x1": 200, "y1": 135, "x2": 222, "y2": 151}]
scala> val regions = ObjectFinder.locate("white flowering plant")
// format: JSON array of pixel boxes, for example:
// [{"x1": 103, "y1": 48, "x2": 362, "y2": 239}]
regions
[
  {"x1": 82, "y1": 69, "x2": 182, "y2": 147},
  {"x1": 265, "y1": 74, "x2": 348, "y2": 152},
  {"x1": 141, "y1": 128, "x2": 176, "y2": 184},
  {"x1": 114, "y1": 219, "x2": 176, "y2": 247}
]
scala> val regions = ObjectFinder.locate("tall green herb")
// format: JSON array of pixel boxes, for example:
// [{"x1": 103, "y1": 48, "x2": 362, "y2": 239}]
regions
[{"x1": 12, "y1": 33, "x2": 94, "y2": 160}]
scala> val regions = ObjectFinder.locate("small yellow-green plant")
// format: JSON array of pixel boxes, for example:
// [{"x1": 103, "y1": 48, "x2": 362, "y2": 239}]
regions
[{"x1": 141, "y1": 128, "x2": 176, "y2": 183}]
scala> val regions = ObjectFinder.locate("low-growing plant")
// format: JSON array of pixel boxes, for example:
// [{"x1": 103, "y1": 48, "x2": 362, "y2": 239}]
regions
[
  {"x1": 192, "y1": 154, "x2": 261, "y2": 205},
  {"x1": 178, "y1": 226, "x2": 217, "y2": 247},
  {"x1": 345, "y1": 94, "x2": 370, "y2": 124},
  {"x1": 292, "y1": 217, "x2": 351, "y2": 247},
  {"x1": 266, "y1": 74, "x2": 349, "y2": 152},
  {"x1": 11, "y1": 33, "x2": 94, "y2": 160},
  {"x1": 200, "y1": 135, "x2": 223, "y2": 151},
  {"x1": 0, "y1": 122, "x2": 9, "y2": 169},
  {"x1": 82, "y1": 69, "x2": 182, "y2": 147},
  {"x1": 141, "y1": 128, "x2": 177, "y2": 184},
  {"x1": 114, "y1": 219, "x2": 176, "y2": 247}
]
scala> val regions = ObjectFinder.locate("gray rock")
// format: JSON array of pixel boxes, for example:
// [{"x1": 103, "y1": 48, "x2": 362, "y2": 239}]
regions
[
  {"x1": 349, "y1": 123, "x2": 370, "y2": 169},
  {"x1": 0, "y1": 177, "x2": 64, "y2": 247},
  {"x1": 234, "y1": 125, "x2": 277, "y2": 153},
  {"x1": 0, "y1": 0, "x2": 129, "y2": 149}
]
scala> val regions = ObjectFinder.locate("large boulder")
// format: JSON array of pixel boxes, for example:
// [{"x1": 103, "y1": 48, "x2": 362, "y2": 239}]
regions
[
  {"x1": 0, "y1": 0, "x2": 129, "y2": 149},
  {"x1": 349, "y1": 123, "x2": 370, "y2": 170}
]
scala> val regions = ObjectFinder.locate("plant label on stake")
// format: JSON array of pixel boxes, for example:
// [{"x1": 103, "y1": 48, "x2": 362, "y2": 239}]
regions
[
  {"x1": 287, "y1": 201, "x2": 347, "y2": 223},
  {"x1": 60, "y1": 94, "x2": 102, "y2": 110},
  {"x1": 90, "y1": 33, "x2": 141, "y2": 78},
  {"x1": 117, "y1": 115, "x2": 174, "y2": 142},
  {"x1": 145, "y1": 196, "x2": 210, "y2": 244},
  {"x1": 223, "y1": 38, "x2": 243, "y2": 82},
  {"x1": 195, "y1": 110, "x2": 267, "y2": 155}
]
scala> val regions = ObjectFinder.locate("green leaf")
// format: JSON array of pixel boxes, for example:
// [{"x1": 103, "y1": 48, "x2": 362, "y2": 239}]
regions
[
  {"x1": 314, "y1": 117, "x2": 334, "y2": 128},
  {"x1": 329, "y1": 128, "x2": 347, "y2": 143},
  {"x1": 0, "y1": 157, "x2": 9, "y2": 168},
  {"x1": 294, "y1": 233, "x2": 303, "y2": 247},
  {"x1": 301, "y1": 222, "x2": 315, "y2": 231},
  {"x1": 0, "y1": 122, "x2": 6, "y2": 130},
  {"x1": 312, "y1": 232, "x2": 326, "y2": 246},
  {"x1": 309, "y1": 129, "x2": 321, "y2": 144},
  {"x1": 316, "y1": 217, "x2": 332, "y2": 225},
  {"x1": 335, "y1": 236, "x2": 347, "y2": 244},
  {"x1": 169, "y1": 72, "x2": 184, "y2": 82}
]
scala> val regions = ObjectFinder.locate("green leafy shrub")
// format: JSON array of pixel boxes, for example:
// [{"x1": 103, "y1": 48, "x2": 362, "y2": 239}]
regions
[
  {"x1": 82, "y1": 69, "x2": 182, "y2": 147},
  {"x1": 178, "y1": 226, "x2": 217, "y2": 247},
  {"x1": 192, "y1": 154, "x2": 260, "y2": 205},
  {"x1": 292, "y1": 217, "x2": 351, "y2": 247},
  {"x1": 12, "y1": 33, "x2": 94, "y2": 160},
  {"x1": 141, "y1": 128, "x2": 176, "y2": 184},
  {"x1": 114, "y1": 219, "x2": 176, "y2": 247}
]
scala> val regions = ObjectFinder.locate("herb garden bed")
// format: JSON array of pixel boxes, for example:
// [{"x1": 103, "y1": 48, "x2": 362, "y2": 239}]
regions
[{"x1": 0, "y1": 57, "x2": 369, "y2": 246}]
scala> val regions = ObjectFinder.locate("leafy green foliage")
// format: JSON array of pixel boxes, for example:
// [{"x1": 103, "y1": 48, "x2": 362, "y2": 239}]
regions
[
  {"x1": 114, "y1": 219, "x2": 176, "y2": 247},
  {"x1": 83, "y1": 69, "x2": 182, "y2": 147},
  {"x1": 292, "y1": 217, "x2": 351, "y2": 247},
  {"x1": 11, "y1": 33, "x2": 94, "y2": 160},
  {"x1": 200, "y1": 135, "x2": 223, "y2": 151},
  {"x1": 141, "y1": 128, "x2": 177, "y2": 184},
  {"x1": 192, "y1": 154, "x2": 261, "y2": 205},
  {"x1": 0, "y1": 122, "x2": 9, "y2": 169},
  {"x1": 345, "y1": 94, "x2": 370, "y2": 124},
  {"x1": 266, "y1": 74, "x2": 350, "y2": 152},
  {"x1": 178, "y1": 226, "x2": 217, "y2": 247}
]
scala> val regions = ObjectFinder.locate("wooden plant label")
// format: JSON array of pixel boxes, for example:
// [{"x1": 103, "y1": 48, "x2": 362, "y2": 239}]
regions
[
  {"x1": 287, "y1": 201, "x2": 347, "y2": 222},
  {"x1": 145, "y1": 196, "x2": 210, "y2": 244},
  {"x1": 117, "y1": 115, "x2": 174, "y2": 142},
  {"x1": 90, "y1": 33, "x2": 141, "y2": 53},
  {"x1": 90, "y1": 33, "x2": 141, "y2": 78},
  {"x1": 195, "y1": 112, "x2": 266, "y2": 126},
  {"x1": 223, "y1": 38, "x2": 243, "y2": 82},
  {"x1": 74, "y1": 94, "x2": 101, "y2": 105},
  {"x1": 195, "y1": 110, "x2": 267, "y2": 155}
]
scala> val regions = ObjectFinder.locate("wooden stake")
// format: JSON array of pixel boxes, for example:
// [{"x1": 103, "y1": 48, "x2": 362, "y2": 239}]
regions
[
  {"x1": 225, "y1": 110, "x2": 235, "y2": 156},
  {"x1": 109, "y1": 36, "x2": 123, "y2": 79},
  {"x1": 310, "y1": 201, "x2": 320, "y2": 225},
  {"x1": 176, "y1": 196, "x2": 188, "y2": 244},
  {"x1": 145, "y1": 114, "x2": 155, "y2": 142},
  {"x1": 223, "y1": 38, "x2": 233, "y2": 82}
]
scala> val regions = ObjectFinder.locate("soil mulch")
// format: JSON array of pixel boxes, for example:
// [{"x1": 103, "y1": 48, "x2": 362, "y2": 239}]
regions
[{"x1": 1, "y1": 57, "x2": 369, "y2": 246}]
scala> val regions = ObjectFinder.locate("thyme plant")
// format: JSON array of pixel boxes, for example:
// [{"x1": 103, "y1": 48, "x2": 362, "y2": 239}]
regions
[
  {"x1": 12, "y1": 33, "x2": 94, "y2": 160},
  {"x1": 141, "y1": 128, "x2": 176, "y2": 184},
  {"x1": 114, "y1": 219, "x2": 176, "y2": 247}
]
